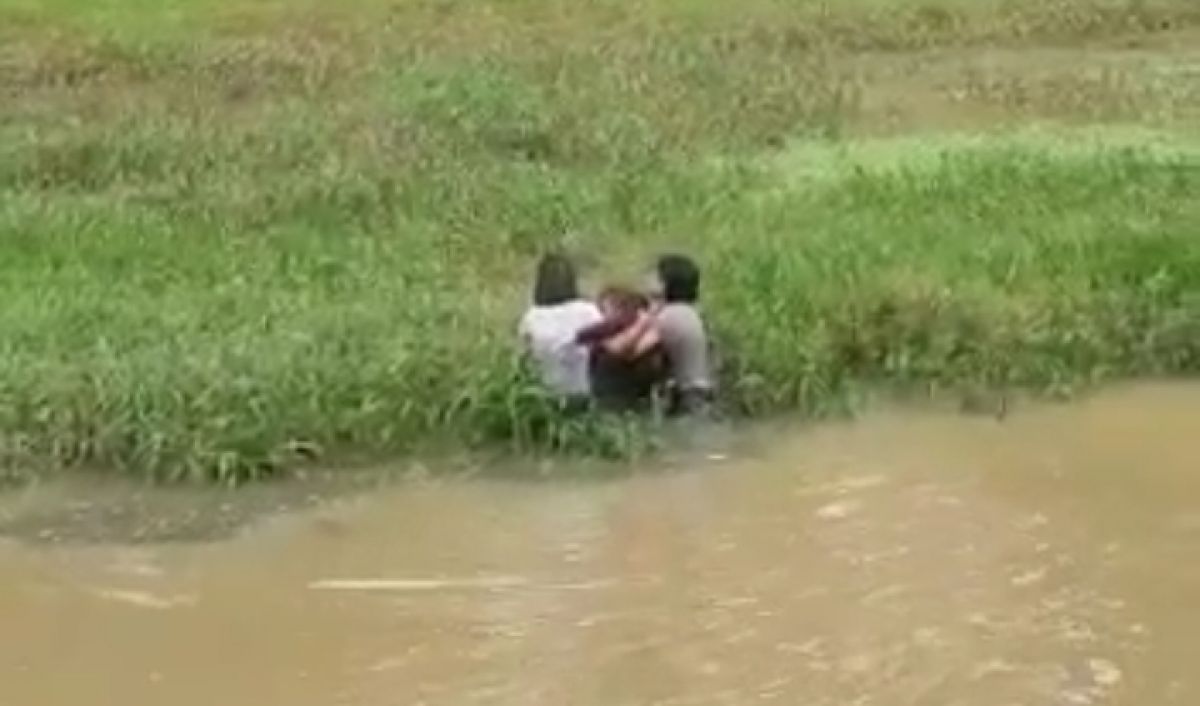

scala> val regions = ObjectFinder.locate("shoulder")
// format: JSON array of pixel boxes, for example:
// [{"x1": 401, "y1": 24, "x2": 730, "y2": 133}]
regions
[
  {"x1": 656, "y1": 303, "x2": 686, "y2": 324},
  {"x1": 519, "y1": 306, "x2": 543, "y2": 330},
  {"x1": 568, "y1": 299, "x2": 602, "y2": 321},
  {"x1": 657, "y1": 303, "x2": 702, "y2": 332}
]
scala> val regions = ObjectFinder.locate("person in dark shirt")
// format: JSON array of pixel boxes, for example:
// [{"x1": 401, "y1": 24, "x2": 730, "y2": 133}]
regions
[{"x1": 576, "y1": 287, "x2": 664, "y2": 412}]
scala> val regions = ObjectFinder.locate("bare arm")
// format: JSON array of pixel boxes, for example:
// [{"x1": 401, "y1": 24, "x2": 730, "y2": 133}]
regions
[
  {"x1": 630, "y1": 325, "x2": 661, "y2": 358},
  {"x1": 602, "y1": 310, "x2": 659, "y2": 359}
]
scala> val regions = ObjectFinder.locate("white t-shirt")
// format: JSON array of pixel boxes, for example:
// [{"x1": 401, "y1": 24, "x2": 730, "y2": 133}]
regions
[{"x1": 518, "y1": 300, "x2": 603, "y2": 396}]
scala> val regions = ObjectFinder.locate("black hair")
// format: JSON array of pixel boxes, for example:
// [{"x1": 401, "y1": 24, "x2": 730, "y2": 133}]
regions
[
  {"x1": 532, "y1": 253, "x2": 580, "y2": 306},
  {"x1": 656, "y1": 253, "x2": 700, "y2": 304}
]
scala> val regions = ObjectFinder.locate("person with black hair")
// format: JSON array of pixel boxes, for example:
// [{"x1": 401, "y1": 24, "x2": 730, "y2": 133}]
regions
[
  {"x1": 652, "y1": 254, "x2": 713, "y2": 415},
  {"x1": 518, "y1": 253, "x2": 603, "y2": 401}
]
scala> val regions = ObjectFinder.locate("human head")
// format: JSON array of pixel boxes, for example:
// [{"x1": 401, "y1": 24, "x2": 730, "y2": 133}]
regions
[
  {"x1": 597, "y1": 286, "x2": 648, "y2": 318},
  {"x1": 656, "y1": 254, "x2": 700, "y2": 304},
  {"x1": 532, "y1": 253, "x2": 579, "y2": 306}
]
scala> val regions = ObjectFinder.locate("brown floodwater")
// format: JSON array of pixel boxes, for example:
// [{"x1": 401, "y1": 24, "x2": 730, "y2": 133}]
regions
[{"x1": 1, "y1": 383, "x2": 1198, "y2": 706}]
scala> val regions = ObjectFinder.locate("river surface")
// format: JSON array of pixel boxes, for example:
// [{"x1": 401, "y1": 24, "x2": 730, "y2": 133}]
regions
[{"x1": 1, "y1": 383, "x2": 1198, "y2": 706}]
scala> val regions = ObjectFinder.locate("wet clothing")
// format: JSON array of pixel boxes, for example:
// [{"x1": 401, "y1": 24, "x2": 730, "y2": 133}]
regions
[
  {"x1": 656, "y1": 303, "x2": 713, "y2": 408},
  {"x1": 589, "y1": 346, "x2": 664, "y2": 413},
  {"x1": 668, "y1": 385, "x2": 714, "y2": 417},
  {"x1": 518, "y1": 300, "x2": 603, "y2": 397}
]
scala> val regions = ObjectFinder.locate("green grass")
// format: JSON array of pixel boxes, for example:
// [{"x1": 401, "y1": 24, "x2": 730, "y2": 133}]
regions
[{"x1": 1, "y1": 0, "x2": 1198, "y2": 481}]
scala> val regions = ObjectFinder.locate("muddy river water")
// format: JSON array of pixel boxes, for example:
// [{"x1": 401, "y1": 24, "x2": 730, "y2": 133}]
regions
[{"x1": 1, "y1": 383, "x2": 1198, "y2": 706}]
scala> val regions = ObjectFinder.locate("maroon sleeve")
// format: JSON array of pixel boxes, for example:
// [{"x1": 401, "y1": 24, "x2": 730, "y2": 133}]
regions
[{"x1": 576, "y1": 312, "x2": 634, "y2": 346}]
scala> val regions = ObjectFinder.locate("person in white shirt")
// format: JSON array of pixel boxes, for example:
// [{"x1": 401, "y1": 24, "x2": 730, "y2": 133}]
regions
[{"x1": 517, "y1": 254, "x2": 603, "y2": 405}]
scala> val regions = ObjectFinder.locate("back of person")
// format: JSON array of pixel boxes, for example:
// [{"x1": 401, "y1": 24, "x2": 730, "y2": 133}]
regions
[
  {"x1": 519, "y1": 253, "x2": 602, "y2": 400},
  {"x1": 657, "y1": 302, "x2": 711, "y2": 394},
  {"x1": 653, "y1": 254, "x2": 714, "y2": 416},
  {"x1": 581, "y1": 287, "x2": 663, "y2": 412},
  {"x1": 589, "y1": 343, "x2": 662, "y2": 412},
  {"x1": 519, "y1": 300, "x2": 602, "y2": 397}
]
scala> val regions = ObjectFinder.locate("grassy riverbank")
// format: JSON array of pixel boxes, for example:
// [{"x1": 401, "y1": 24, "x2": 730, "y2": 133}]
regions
[{"x1": 2, "y1": 0, "x2": 1198, "y2": 481}]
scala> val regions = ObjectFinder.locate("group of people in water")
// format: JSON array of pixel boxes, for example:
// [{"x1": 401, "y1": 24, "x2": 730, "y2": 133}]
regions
[{"x1": 518, "y1": 253, "x2": 713, "y2": 417}]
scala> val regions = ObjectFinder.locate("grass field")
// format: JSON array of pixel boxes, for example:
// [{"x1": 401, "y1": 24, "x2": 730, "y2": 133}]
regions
[{"x1": 2, "y1": 0, "x2": 1198, "y2": 481}]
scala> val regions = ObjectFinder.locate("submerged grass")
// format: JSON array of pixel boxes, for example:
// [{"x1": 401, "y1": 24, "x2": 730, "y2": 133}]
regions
[{"x1": 1, "y1": 0, "x2": 1198, "y2": 481}]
